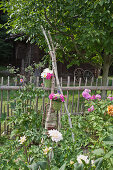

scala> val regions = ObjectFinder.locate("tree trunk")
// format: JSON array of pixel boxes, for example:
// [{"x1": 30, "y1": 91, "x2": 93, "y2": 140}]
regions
[{"x1": 102, "y1": 54, "x2": 112, "y2": 99}]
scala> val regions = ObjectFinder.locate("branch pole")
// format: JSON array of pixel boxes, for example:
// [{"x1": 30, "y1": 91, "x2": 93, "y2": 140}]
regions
[{"x1": 41, "y1": 26, "x2": 75, "y2": 142}]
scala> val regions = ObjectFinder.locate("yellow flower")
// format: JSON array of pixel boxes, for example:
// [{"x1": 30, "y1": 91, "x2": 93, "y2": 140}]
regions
[
  {"x1": 107, "y1": 105, "x2": 113, "y2": 116},
  {"x1": 43, "y1": 147, "x2": 52, "y2": 155},
  {"x1": 19, "y1": 135, "x2": 26, "y2": 144},
  {"x1": 70, "y1": 160, "x2": 74, "y2": 165}
]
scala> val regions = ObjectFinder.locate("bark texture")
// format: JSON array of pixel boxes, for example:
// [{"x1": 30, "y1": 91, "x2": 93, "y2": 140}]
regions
[{"x1": 102, "y1": 54, "x2": 112, "y2": 99}]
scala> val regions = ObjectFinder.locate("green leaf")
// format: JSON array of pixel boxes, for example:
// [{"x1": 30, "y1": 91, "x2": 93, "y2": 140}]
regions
[
  {"x1": 104, "y1": 150, "x2": 113, "y2": 159},
  {"x1": 95, "y1": 158, "x2": 103, "y2": 170},
  {"x1": 0, "y1": 113, "x2": 6, "y2": 122},
  {"x1": 103, "y1": 136, "x2": 113, "y2": 145},
  {"x1": 10, "y1": 129, "x2": 18, "y2": 138},
  {"x1": 74, "y1": 163, "x2": 84, "y2": 170},
  {"x1": 59, "y1": 162, "x2": 67, "y2": 170},
  {"x1": 93, "y1": 148, "x2": 104, "y2": 156},
  {"x1": 27, "y1": 161, "x2": 47, "y2": 170}
]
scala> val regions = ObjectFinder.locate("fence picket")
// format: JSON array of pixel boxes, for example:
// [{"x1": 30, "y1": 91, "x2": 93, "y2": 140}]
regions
[
  {"x1": 7, "y1": 76, "x2": 10, "y2": 134},
  {"x1": 71, "y1": 77, "x2": 75, "y2": 114},
  {"x1": 0, "y1": 77, "x2": 3, "y2": 136},
  {"x1": 77, "y1": 78, "x2": 81, "y2": 113}
]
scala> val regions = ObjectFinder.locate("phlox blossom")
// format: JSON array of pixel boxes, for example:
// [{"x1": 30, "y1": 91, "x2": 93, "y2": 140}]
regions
[
  {"x1": 88, "y1": 105, "x2": 94, "y2": 112},
  {"x1": 49, "y1": 93, "x2": 54, "y2": 100},
  {"x1": 90, "y1": 95, "x2": 96, "y2": 100},
  {"x1": 77, "y1": 154, "x2": 89, "y2": 164},
  {"x1": 49, "y1": 93, "x2": 66, "y2": 102},
  {"x1": 107, "y1": 95, "x2": 113, "y2": 101},
  {"x1": 46, "y1": 73, "x2": 53, "y2": 79},
  {"x1": 95, "y1": 94, "x2": 101, "y2": 99},
  {"x1": 19, "y1": 135, "x2": 26, "y2": 144},
  {"x1": 82, "y1": 91, "x2": 91, "y2": 100},
  {"x1": 48, "y1": 129, "x2": 63, "y2": 142},
  {"x1": 60, "y1": 94, "x2": 65, "y2": 102},
  {"x1": 84, "y1": 89, "x2": 91, "y2": 93}
]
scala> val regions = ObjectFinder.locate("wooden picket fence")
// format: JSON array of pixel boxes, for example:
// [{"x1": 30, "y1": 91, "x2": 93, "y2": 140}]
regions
[{"x1": 0, "y1": 75, "x2": 113, "y2": 136}]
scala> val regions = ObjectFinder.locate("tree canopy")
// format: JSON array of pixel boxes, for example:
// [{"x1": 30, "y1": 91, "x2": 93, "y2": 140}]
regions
[
  {"x1": 0, "y1": 11, "x2": 13, "y2": 64},
  {"x1": 1, "y1": 0, "x2": 113, "y2": 84}
]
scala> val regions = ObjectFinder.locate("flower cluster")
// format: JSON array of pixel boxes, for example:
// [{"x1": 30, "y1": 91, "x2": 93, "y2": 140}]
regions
[
  {"x1": 19, "y1": 135, "x2": 26, "y2": 144},
  {"x1": 41, "y1": 68, "x2": 53, "y2": 79},
  {"x1": 82, "y1": 89, "x2": 101, "y2": 112},
  {"x1": 107, "y1": 105, "x2": 113, "y2": 116},
  {"x1": 88, "y1": 105, "x2": 94, "y2": 112},
  {"x1": 48, "y1": 129, "x2": 63, "y2": 142},
  {"x1": 77, "y1": 154, "x2": 94, "y2": 165},
  {"x1": 107, "y1": 95, "x2": 113, "y2": 101},
  {"x1": 20, "y1": 78, "x2": 24, "y2": 83},
  {"x1": 49, "y1": 93, "x2": 66, "y2": 102},
  {"x1": 43, "y1": 147, "x2": 52, "y2": 155},
  {"x1": 82, "y1": 89, "x2": 101, "y2": 100}
]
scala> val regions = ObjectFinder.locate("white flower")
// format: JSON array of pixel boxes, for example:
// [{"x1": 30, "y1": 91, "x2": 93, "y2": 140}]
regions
[
  {"x1": 48, "y1": 129, "x2": 63, "y2": 142},
  {"x1": 91, "y1": 160, "x2": 95, "y2": 165},
  {"x1": 43, "y1": 147, "x2": 52, "y2": 155},
  {"x1": 19, "y1": 135, "x2": 26, "y2": 144},
  {"x1": 77, "y1": 154, "x2": 89, "y2": 164},
  {"x1": 43, "y1": 68, "x2": 50, "y2": 73},
  {"x1": 41, "y1": 72, "x2": 47, "y2": 78},
  {"x1": 70, "y1": 160, "x2": 74, "y2": 165}
]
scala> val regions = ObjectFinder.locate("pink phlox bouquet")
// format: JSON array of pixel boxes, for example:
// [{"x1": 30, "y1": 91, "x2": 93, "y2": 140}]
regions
[{"x1": 49, "y1": 93, "x2": 66, "y2": 102}]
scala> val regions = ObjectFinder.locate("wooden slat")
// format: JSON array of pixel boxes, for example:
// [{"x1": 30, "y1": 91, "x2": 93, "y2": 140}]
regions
[
  {"x1": 90, "y1": 77, "x2": 94, "y2": 86},
  {"x1": 71, "y1": 76, "x2": 75, "y2": 114},
  {"x1": 1, "y1": 86, "x2": 113, "y2": 91},
  {"x1": 66, "y1": 76, "x2": 70, "y2": 108},
  {"x1": 77, "y1": 78, "x2": 81, "y2": 113},
  {"x1": 85, "y1": 77, "x2": 88, "y2": 86},
  {"x1": 0, "y1": 77, "x2": 3, "y2": 136},
  {"x1": 7, "y1": 76, "x2": 10, "y2": 134}
]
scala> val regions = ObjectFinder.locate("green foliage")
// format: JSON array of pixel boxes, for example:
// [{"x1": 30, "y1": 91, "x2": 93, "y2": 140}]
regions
[
  {"x1": 1, "y1": 0, "x2": 112, "y2": 67},
  {"x1": 0, "y1": 12, "x2": 13, "y2": 62}
]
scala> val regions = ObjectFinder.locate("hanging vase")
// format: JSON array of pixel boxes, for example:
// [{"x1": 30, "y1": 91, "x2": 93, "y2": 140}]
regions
[
  {"x1": 44, "y1": 79, "x2": 51, "y2": 88},
  {"x1": 52, "y1": 101, "x2": 62, "y2": 111}
]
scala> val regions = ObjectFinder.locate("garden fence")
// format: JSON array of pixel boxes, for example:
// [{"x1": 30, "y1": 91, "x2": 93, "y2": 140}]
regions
[{"x1": 0, "y1": 76, "x2": 113, "y2": 136}]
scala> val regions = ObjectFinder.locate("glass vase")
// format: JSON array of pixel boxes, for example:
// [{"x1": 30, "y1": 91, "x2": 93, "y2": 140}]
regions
[
  {"x1": 44, "y1": 79, "x2": 51, "y2": 88},
  {"x1": 52, "y1": 101, "x2": 62, "y2": 111}
]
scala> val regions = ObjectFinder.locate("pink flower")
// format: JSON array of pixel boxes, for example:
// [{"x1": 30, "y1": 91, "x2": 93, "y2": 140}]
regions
[
  {"x1": 88, "y1": 105, "x2": 94, "y2": 112},
  {"x1": 60, "y1": 94, "x2": 65, "y2": 102},
  {"x1": 84, "y1": 89, "x2": 91, "y2": 93},
  {"x1": 82, "y1": 91, "x2": 91, "y2": 100},
  {"x1": 107, "y1": 96, "x2": 113, "y2": 101},
  {"x1": 95, "y1": 94, "x2": 101, "y2": 99},
  {"x1": 41, "y1": 83, "x2": 44, "y2": 87},
  {"x1": 20, "y1": 79, "x2": 23, "y2": 83},
  {"x1": 90, "y1": 95, "x2": 96, "y2": 100},
  {"x1": 49, "y1": 93, "x2": 54, "y2": 100},
  {"x1": 88, "y1": 108, "x2": 91, "y2": 112},
  {"x1": 46, "y1": 73, "x2": 53, "y2": 79}
]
